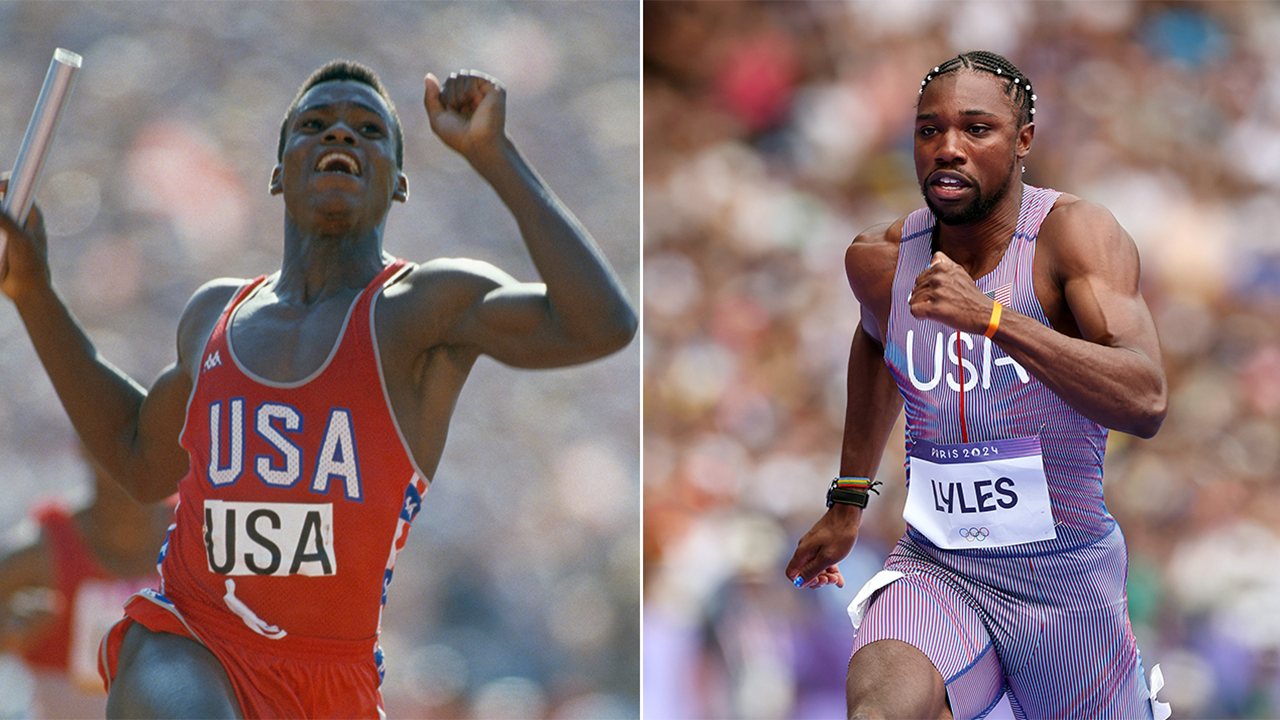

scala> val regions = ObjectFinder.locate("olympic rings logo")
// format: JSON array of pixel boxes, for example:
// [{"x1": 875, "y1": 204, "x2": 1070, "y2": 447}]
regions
[{"x1": 958, "y1": 527, "x2": 990, "y2": 542}]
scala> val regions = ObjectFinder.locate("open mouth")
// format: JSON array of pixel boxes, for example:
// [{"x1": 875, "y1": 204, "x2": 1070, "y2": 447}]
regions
[
  {"x1": 315, "y1": 151, "x2": 361, "y2": 176},
  {"x1": 928, "y1": 171, "x2": 972, "y2": 199},
  {"x1": 930, "y1": 171, "x2": 970, "y2": 189}
]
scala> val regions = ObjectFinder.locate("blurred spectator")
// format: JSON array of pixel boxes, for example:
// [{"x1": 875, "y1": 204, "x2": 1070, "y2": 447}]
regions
[
  {"x1": 644, "y1": 2, "x2": 1280, "y2": 718},
  {"x1": 0, "y1": 454, "x2": 170, "y2": 718}
]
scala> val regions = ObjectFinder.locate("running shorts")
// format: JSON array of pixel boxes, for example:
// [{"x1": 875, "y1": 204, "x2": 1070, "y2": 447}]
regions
[
  {"x1": 850, "y1": 524, "x2": 1157, "y2": 719},
  {"x1": 99, "y1": 590, "x2": 384, "y2": 719}
]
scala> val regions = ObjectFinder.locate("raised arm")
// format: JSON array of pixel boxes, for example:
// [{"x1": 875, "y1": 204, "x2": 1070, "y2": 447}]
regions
[
  {"x1": 909, "y1": 199, "x2": 1167, "y2": 437},
  {"x1": 0, "y1": 189, "x2": 196, "y2": 502},
  {"x1": 420, "y1": 71, "x2": 636, "y2": 367},
  {"x1": 786, "y1": 228, "x2": 905, "y2": 588}
]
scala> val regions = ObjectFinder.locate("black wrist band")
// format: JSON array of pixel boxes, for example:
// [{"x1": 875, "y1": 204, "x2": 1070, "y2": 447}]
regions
[{"x1": 827, "y1": 488, "x2": 870, "y2": 508}]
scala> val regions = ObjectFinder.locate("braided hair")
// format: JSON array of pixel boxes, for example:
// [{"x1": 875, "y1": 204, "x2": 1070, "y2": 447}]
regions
[{"x1": 918, "y1": 51, "x2": 1036, "y2": 126}]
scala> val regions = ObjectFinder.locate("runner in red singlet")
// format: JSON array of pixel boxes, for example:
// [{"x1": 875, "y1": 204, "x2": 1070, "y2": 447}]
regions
[{"x1": 0, "y1": 60, "x2": 635, "y2": 718}]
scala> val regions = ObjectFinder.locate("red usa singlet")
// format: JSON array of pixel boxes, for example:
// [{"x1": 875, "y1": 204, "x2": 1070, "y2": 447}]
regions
[{"x1": 159, "y1": 259, "x2": 429, "y2": 659}]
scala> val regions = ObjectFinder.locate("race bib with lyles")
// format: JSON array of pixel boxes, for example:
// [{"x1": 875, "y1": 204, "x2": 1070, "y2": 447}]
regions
[
  {"x1": 203, "y1": 500, "x2": 335, "y2": 576},
  {"x1": 903, "y1": 435, "x2": 1056, "y2": 550}
]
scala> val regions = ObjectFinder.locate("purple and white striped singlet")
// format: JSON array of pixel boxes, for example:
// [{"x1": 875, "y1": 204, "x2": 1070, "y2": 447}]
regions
[
  {"x1": 850, "y1": 184, "x2": 1159, "y2": 719},
  {"x1": 886, "y1": 184, "x2": 1111, "y2": 548}
]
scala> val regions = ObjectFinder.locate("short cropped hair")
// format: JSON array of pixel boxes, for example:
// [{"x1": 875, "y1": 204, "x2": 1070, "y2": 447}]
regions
[{"x1": 277, "y1": 60, "x2": 404, "y2": 168}]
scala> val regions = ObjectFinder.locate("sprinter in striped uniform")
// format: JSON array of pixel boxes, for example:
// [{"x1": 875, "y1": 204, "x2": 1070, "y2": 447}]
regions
[{"x1": 786, "y1": 51, "x2": 1169, "y2": 719}]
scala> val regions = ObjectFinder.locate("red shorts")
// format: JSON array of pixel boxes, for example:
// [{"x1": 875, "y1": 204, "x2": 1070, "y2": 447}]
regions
[{"x1": 99, "y1": 591, "x2": 384, "y2": 719}]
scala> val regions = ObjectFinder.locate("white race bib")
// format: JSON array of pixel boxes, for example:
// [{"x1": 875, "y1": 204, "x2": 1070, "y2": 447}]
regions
[
  {"x1": 203, "y1": 500, "x2": 335, "y2": 576},
  {"x1": 903, "y1": 435, "x2": 1056, "y2": 550}
]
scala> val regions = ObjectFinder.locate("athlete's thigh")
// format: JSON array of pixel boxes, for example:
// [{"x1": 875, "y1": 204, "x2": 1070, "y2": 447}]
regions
[
  {"x1": 850, "y1": 572, "x2": 1005, "y2": 720},
  {"x1": 1005, "y1": 534, "x2": 1153, "y2": 719},
  {"x1": 848, "y1": 638, "x2": 952, "y2": 719},
  {"x1": 105, "y1": 622, "x2": 243, "y2": 720}
]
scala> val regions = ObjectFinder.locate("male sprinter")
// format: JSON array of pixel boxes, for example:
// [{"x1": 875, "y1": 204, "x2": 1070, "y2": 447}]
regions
[
  {"x1": 786, "y1": 51, "x2": 1168, "y2": 719},
  {"x1": 0, "y1": 60, "x2": 635, "y2": 718}
]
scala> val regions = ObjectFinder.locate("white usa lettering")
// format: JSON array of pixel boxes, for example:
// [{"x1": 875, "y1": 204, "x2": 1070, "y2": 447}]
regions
[
  {"x1": 205, "y1": 400, "x2": 363, "y2": 499},
  {"x1": 255, "y1": 403, "x2": 302, "y2": 487},
  {"x1": 208, "y1": 398, "x2": 245, "y2": 487},
  {"x1": 905, "y1": 329, "x2": 1030, "y2": 393},
  {"x1": 310, "y1": 409, "x2": 362, "y2": 501}
]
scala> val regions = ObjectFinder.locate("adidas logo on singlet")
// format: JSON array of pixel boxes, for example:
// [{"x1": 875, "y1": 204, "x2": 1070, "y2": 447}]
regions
[{"x1": 203, "y1": 350, "x2": 222, "y2": 373}]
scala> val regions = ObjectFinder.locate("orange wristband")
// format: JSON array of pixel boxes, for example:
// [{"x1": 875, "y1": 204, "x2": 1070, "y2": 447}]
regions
[{"x1": 983, "y1": 299, "x2": 1002, "y2": 338}]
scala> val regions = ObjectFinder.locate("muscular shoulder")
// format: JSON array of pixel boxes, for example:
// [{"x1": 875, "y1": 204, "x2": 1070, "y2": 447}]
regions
[
  {"x1": 382, "y1": 258, "x2": 515, "y2": 311},
  {"x1": 845, "y1": 218, "x2": 905, "y2": 330},
  {"x1": 183, "y1": 277, "x2": 244, "y2": 313},
  {"x1": 1039, "y1": 195, "x2": 1140, "y2": 280},
  {"x1": 409, "y1": 257, "x2": 516, "y2": 289},
  {"x1": 175, "y1": 278, "x2": 246, "y2": 371},
  {"x1": 377, "y1": 258, "x2": 520, "y2": 346},
  {"x1": 1041, "y1": 194, "x2": 1119, "y2": 236}
]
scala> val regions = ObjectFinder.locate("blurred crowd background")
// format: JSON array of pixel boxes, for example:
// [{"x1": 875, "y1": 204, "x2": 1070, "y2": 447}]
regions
[
  {"x1": 0, "y1": 2, "x2": 638, "y2": 718},
  {"x1": 643, "y1": 1, "x2": 1280, "y2": 719}
]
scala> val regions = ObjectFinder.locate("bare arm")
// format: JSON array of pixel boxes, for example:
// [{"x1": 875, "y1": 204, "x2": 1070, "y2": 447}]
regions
[
  {"x1": 786, "y1": 321, "x2": 904, "y2": 588},
  {"x1": 909, "y1": 200, "x2": 1167, "y2": 437},
  {"x1": 420, "y1": 71, "x2": 636, "y2": 368},
  {"x1": 1005, "y1": 201, "x2": 1166, "y2": 436},
  {"x1": 786, "y1": 228, "x2": 904, "y2": 588},
  {"x1": 0, "y1": 191, "x2": 194, "y2": 503},
  {"x1": 839, "y1": 325, "x2": 906, "y2": 480}
]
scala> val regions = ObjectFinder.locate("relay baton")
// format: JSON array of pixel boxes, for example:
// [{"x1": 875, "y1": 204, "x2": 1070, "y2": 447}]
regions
[{"x1": 2, "y1": 48, "x2": 81, "y2": 227}]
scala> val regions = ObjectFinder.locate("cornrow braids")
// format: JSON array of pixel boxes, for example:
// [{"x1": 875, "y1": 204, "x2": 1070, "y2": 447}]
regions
[{"x1": 918, "y1": 50, "x2": 1037, "y2": 126}]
